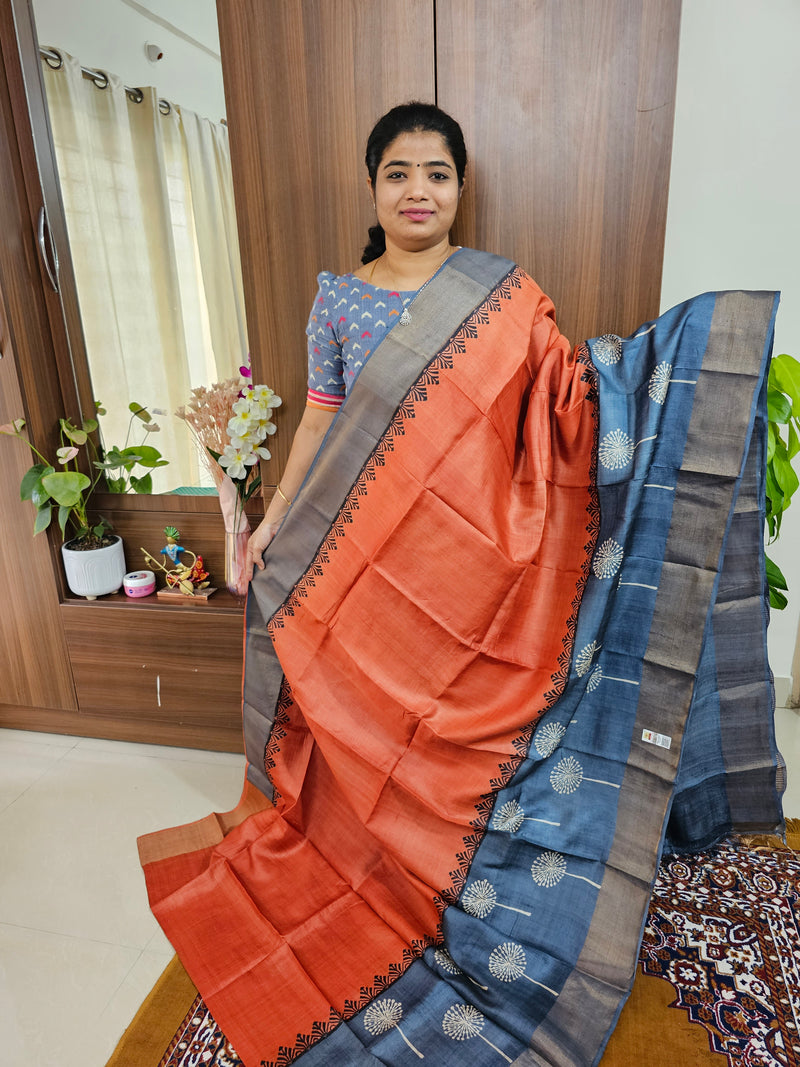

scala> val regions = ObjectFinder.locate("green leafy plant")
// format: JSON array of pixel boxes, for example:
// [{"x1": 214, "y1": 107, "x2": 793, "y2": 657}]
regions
[
  {"x1": 1, "y1": 411, "x2": 112, "y2": 546},
  {"x1": 93, "y1": 402, "x2": 169, "y2": 494},
  {"x1": 1, "y1": 401, "x2": 169, "y2": 548},
  {"x1": 765, "y1": 352, "x2": 800, "y2": 609}
]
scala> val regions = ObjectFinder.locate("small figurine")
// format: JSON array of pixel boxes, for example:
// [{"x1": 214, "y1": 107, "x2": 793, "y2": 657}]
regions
[
  {"x1": 160, "y1": 526, "x2": 186, "y2": 564},
  {"x1": 142, "y1": 526, "x2": 213, "y2": 597}
]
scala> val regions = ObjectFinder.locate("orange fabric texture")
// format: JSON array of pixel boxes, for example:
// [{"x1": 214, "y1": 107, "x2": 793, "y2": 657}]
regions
[{"x1": 140, "y1": 272, "x2": 598, "y2": 1066}]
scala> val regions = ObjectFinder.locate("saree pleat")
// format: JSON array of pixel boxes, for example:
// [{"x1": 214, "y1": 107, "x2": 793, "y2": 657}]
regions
[{"x1": 139, "y1": 250, "x2": 782, "y2": 1067}]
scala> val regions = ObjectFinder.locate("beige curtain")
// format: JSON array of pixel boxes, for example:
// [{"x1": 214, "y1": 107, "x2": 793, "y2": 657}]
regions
[{"x1": 41, "y1": 51, "x2": 248, "y2": 491}]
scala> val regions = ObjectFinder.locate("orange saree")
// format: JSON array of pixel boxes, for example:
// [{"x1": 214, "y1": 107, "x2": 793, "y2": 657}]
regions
[{"x1": 139, "y1": 250, "x2": 782, "y2": 1066}]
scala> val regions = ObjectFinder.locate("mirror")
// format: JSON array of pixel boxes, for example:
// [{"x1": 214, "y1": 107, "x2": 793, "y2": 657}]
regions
[{"x1": 29, "y1": 0, "x2": 248, "y2": 493}]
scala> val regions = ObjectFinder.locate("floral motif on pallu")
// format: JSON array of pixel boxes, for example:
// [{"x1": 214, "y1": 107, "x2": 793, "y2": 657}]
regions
[
  {"x1": 598, "y1": 428, "x2": 635, "y2": 470},
  {"x1": 592, "y1": 333, "x2": 623, "y2": 365},
  {"x1": 648, "y1": 361, "x2": 672, "y2": 404}
]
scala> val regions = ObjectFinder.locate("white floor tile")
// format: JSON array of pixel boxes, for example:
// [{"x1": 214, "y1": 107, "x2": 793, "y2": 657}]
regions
[
  {"x1": 0, "y1": 923, "x2": 142, "y2": 1067},
  {"x1": 74, "y1": 733, "x2": 245, "y2": 765},
  {"x1": 0, "y1": 743, "x2": 244, "y2": 948},
  {"x1": 99, "y1": 948, "x2": 175, "y2": 1053},
  {"x1": 0, "y1": 734, "x2": 73, "y2": 814}
]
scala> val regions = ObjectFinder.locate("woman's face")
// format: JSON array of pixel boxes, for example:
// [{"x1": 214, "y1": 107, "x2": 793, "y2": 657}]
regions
[{"x1": 370, "y1": 131, "x2": 461, "y2": 252}]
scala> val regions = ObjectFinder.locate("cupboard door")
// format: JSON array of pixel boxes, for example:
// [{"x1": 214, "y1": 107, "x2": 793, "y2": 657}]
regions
[
  {"x1": 438, "y1": 0, "x2": 681, "y2": 345},
  {"x1": 216, "y1": 0, "x2": 436, "y2": 476},
  {"x1": 0, "y1": 4, "x2": 77, "y2": 712},
  {"x1": 62, "y1": 604, "x2": 245, "y2": 733}
]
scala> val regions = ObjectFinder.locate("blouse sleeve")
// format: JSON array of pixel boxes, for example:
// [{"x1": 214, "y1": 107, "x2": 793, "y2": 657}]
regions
[{"x1": 306, "y1": 273, "x2": 346, "y2": 412}]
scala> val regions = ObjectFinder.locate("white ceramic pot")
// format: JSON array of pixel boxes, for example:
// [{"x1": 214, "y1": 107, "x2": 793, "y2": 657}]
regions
[{"x1": 61, "y1": 535, "x2": 126, "y2": 599}]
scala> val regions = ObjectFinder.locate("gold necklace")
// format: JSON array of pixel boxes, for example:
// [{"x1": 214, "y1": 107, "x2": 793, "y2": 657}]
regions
[{"x1": 368, "y1": 247, "x2": 454, "y2": 325}]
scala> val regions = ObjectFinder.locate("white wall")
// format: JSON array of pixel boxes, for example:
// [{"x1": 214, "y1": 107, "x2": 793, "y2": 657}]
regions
[
  {"x1": 661, "y1": 0, "x2": 800, "y2": 691},
  {"x1": 31, "y1": 0, "x2": 225, "y2": 122}
]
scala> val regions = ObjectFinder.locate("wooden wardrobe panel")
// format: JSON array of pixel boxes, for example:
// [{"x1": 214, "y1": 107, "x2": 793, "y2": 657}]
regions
[
  {"x1": 0, "y1": 321, "x2": 77, "y2": 711},
  {"x1": 216, "y1": 0, "x2": 435, "y2": 476},
  {"x1": 0, "y1": 8, "x2": 77, "y2": 712},
  {"x1": 438, "y1": 0, "x2": 682, "y2": 346}
]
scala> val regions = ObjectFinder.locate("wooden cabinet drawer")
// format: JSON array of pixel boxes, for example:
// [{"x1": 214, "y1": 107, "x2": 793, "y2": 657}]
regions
[{"x1": 61, "y1": 601, "x2": 246, "y2": 732}]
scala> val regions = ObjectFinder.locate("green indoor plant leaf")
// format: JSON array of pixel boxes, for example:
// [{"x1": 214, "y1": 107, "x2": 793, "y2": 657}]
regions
[
  {"x1": 20, "y1": 463, "x2": 50, "y2": 501},
  {"x1": 33, "y1": 504, "x2": 52, "y2": 534},
  {"x1": 31, "y1": 480, "x2": 53, "y2": 509},
  {"x1": 767, "y1": 421, "x2": 777, "y2": 462},
  {"x1": 765, "y1": 553, "x2": 788, "y2": 591},
  {"x1": 95, "y1": 446, "x2": 130, "y2": 468},
  {"x1": 774, "y1": 453, "x2": 799, "y2": 499},
  {"x1": 129, "y1": 402, "x2": 152, "y2": 423},
  {"x1": 771, "y1": 354, "x2": 800, "y2": 416},
  {"x1": 130, "y1": 473, "x2": 153, "y2": 494},
  {"x1": 41, "y1": 469, "x2": 91, "y2": 508},
  {"x1": 60, "y1": 419, "x2": 88, "y2": 446},
  {"x1": 765, "y1": 353, "x2": 800, "y2": 606},
  {"x1": 57, "y1": 504, "x2": 71, "y2": 536},
  {"x1": 128, "y1": 445, "x2": 166, "y2": 467},
  {"x1": 770, "y1": 586, "x2": 788, "y2": 610},
  {"x1": 767, "y1": 387, "x2": 792, "y2": 425}
]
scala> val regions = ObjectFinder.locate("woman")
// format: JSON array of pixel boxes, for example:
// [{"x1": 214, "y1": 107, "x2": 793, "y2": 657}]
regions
[
  {"x1": 140, "y1": 104, "x2": 781, "y2": 1066},
  {"x1": 245, "y1": 103, "x2": 468, "y2": 573}
]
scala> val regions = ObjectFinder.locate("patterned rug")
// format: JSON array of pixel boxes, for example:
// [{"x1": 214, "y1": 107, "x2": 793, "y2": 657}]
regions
[
  {"x1": 108, "y1": 833, "x2": 800, "y2": 1067},
  {"x1": 637, "y1": 842, "x2": 800, "y2": 1066}
]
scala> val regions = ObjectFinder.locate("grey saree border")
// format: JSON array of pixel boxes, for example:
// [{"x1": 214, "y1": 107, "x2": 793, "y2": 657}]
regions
[
  {"x1": 517, "y1": 291, "x2": 779, "y2": 1067},
  {"x1": 242, "y1": 248, "x2": 517, "y2": 796}
]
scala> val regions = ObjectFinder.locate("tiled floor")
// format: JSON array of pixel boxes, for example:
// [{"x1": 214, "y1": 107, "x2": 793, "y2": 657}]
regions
[
  {"x1": 0, "y1": 730, "x2": 244, "y2": 1067},
  {"x1": 2, "y1": 708, "x2": 799, "y2": 1067}
]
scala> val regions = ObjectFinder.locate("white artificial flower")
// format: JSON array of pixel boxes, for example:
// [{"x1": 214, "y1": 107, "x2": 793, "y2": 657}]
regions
[
  {"x1": 227, "y1": 412, "x2": 257, "y2": 440},
  {"x1": 249, "y1": 413, "x2": 277, "y2": 439},
  {"x1": 218, "y1": 443, "x2": 258, "y2": 481},
  {"x1": 228, "y1": 434, "x2": 258, "y2": 453},
  {"x1": 251, "y1": 384, "x2": 282, "y2": 408}
]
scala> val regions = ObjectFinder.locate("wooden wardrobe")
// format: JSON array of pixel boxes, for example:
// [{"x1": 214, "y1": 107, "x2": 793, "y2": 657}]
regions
[{"x1": 0, "y1": 0, "x2": 680, "y2": 751}]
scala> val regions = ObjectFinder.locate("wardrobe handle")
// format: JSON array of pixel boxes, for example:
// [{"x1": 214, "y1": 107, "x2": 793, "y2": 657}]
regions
[{"x1": 37, "y1": 205, "x2": 59, "y2": 292}]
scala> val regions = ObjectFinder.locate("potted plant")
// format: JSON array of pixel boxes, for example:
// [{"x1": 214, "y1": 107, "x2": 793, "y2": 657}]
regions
[
  {"x1": 766, "y1": 352, "x2": 800, "y2": 609},
  {"x1": 1, "y1": 402, "x2": 167, "y2": 599}
]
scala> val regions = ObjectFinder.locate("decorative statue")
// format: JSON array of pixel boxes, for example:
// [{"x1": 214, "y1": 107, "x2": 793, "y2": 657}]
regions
[
  {"x1": 142, "y1": 526, "x2": 211, "y2": 596},
  {"x1": 160, "y1": 525, "x2": 186, "y2": 563}
]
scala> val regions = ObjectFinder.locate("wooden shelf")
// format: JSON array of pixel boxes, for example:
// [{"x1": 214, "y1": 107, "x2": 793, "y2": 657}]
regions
[{"x1": 62, "y1": 588, "x2": 247, "y2": 614}]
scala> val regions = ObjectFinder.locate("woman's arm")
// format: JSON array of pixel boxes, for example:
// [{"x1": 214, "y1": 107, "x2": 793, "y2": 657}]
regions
[{"x1": 246, "y1": 404, "x2": 336, "y2": 574}]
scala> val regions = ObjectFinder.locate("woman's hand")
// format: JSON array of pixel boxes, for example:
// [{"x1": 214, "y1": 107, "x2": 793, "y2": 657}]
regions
[
  {"x1": 246, "y1": 404, "x2": 336, "y2": 581},
  {"x1": 247, "y1": 516, "x2": 282, "y2": 575}
]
